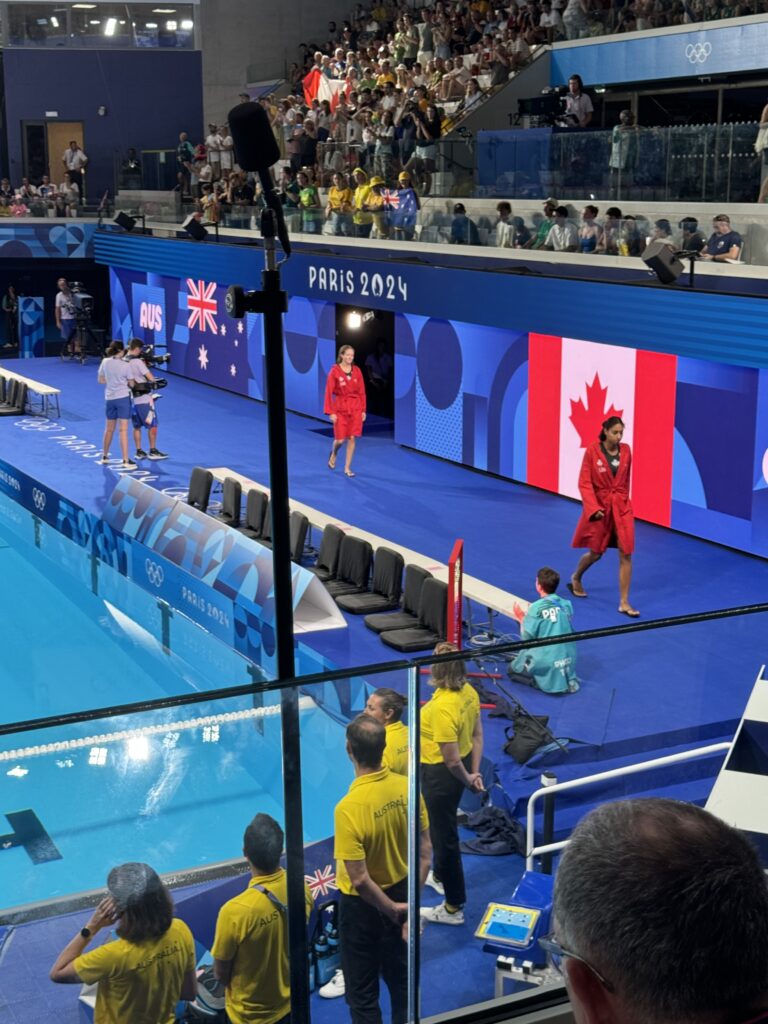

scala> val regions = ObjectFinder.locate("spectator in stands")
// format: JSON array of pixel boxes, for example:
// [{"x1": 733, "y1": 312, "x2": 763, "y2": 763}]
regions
[
  {"x1": 50, "y1": 862, "x2": 196, "y2": 1020},
  {"x1": 390, "y1": 170, "x2": 421, "y2": 240},
  {"x1": 205, "y1": 124, "x2": 222, "y2": 180},
  {"x1": 62, "y1": 139, "x2": 88, "y2": 198},
  {"x1": 526, "y1": 198, "x2": 557, "y2": 249},
  {"x1": 540, "y1": 0, "x2": 566, "y2": 40},
  {"x1": 439, "y1": 57, "x2": 469, "y2": 100},
  {"x1": 176, "y1": 131, "x2": 194, "y2": 195},
  {"x1": 608, "y1": 109, "x2": 638, "y2": 192},
  {"x1": 507, "y1": 26, "x2": 532, "y2": 70},
  {"x1": 620, "y1": 214, "x2": 644, "y2": 256},
  {"x1": 335, "y1": 714, "x2": 431, "y2": 1023},
  {"x1": 366, "y1": 176, "x2": 390, "y2": 238},
  {"x1": 220, "y1": 124, "x2": 234, "y2": 180},
  {"x1": 420, "y1": 642, "x2": 483, "y2": 927},
  {"x1": 56, "y1": 173, "x2": 79, "y2": 217},
  {"x1": 700, "y1": 213, "x2": 742, "y2": 261},
  {"x1": 450, "y1": 202, "x2": 481, "y2": 244},
  {"x1": 562, "y1": 0, "x2": 590, "y2": 36},
  {"x1": 417, "y1": 8, "x2": 435, "y2": 66},
  {"x1": 563, "y1": 73, "x2": 593, "y2": 127},
  {"x1": 495, "y1": 200, "x2": 514, "y2": 246},
  {"x1": 224, "y1": 171, "x2": 255, "y2": 226},
  {"x1": 510, "y1": 567, "x2": 580, "y2": 694},
  {"x1": 649, "y1": 217, "x2": 674, "y2": 246},
  {"x1": 511, "y1": 215, "x2": 532, "y2": 247},
  {"x1": 373, "y1": 109, "x2": 396, "y2": 181},
  {"x1": 462, "y1": 77, "x2": 484, "y2": 112},
  {"x1": 300, "y1": 118, "x2": 320, "y2": 177},
  {"x1": 327, "y1": 171, "x2": 354, "y2": 235},
  {"x1": 408, "y1": 103, "x2": 441, "y2": 195},
  {"x1": 488, "y1": 40, "x2": 511, "y2": 86},
  {"x1": 578, "y1": 205, "x2": 602, "y2": 253},
  {"x1": 597, "y1": 206, "x2": 623, "y2": 254},
  {"x1": 544, "y1": 206, "x2": 578, "y2": 251},
  {"x1": 678, "y1": 216, "x2": 707, "y2": 253},
  {"x1": 0, "y1": 178, "x2": 12, "y2": 200},
  {"x1": 549, "y1": 799, "x2": 768, "y2": 1024},
  {"x1": 277, "y1": 166, "x2": 300, "y2": 212},
  {"x1": 296, "y1": 170, "x2": 323, "y2": 233},
  {"x1": 352, "y1": 167, "x2": 374, "y2": 238},
  {"x1": 212, "y1": 815, "x2": 311, "y2": 1024}
]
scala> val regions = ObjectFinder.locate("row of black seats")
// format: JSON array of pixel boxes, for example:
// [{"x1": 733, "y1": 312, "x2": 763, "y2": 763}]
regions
[
  {"x1": 309, "y1": 524, "x2": 448, "y2": 653},
  {"x1": 186, "y1": 467, "x2": 309, "y2": 562},
  {"x1": 0, "y1": 376, "x2": 27, "y2": 416}
]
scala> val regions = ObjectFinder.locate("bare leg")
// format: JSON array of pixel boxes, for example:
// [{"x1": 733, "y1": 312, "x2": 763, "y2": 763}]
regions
[
  {"x1": 148, "y1": 427, "x2": 158, "y2": 449},
  {"x1": 329, "y1": 439, "x2": 342, "y2": 469},
  {"x1": 118, "y1": 420, "x2": 130, "y2": 463},
  {"x1": 102, "y1": 421, "x2": 116, "y2": 457},
  {"x1": 344, "y1": 436, "x2": 357, "y2": 476},
  {"x1": 570, "y1": 550, "x2": 602, "y2": 596},
  {"x1": 133, "y1": 427, "x2": 142, "y2": 450},
  {"x1": 618, "y1": 552, "x2": 639, "y2": 615}
]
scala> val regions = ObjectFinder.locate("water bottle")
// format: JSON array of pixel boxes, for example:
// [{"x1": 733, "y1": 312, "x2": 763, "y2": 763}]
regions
[{"x1": 315, "y1": 932, "x2": 333, "y2": 987}]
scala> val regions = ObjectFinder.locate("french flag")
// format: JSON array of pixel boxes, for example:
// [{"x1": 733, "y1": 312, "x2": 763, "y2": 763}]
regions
[
  {"x1": 302, "y1": 68, "x2": 348, "y2": 111},
  {"x1": 527, "y1": 334, "x2": 677, "y2": 527}
]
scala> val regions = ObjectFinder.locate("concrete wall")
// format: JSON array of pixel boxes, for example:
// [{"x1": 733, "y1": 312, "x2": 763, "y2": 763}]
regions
[{"x1": 200, "y1": 0, "x2": 345, "y2": 124}]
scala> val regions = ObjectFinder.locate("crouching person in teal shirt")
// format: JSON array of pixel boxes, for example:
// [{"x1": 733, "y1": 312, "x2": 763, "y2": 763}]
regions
[{"x1": 509, "y1": 567, "x2": 580, "y2": 695}]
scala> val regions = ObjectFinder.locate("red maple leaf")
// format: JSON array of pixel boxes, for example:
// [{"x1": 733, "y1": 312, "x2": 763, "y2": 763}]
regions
[{"x1": 569, "y1": 373, "x2": 624, "y2": 449}]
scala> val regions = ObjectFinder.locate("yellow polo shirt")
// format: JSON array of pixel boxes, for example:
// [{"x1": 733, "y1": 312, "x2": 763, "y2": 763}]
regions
[
  {"x1": 334, "y1": 766, "x2": 429, "y2": 896},
  {"x1": 353, "y1": 183, "x2": 373, "y2": 224},
  {"x1": 73, "y1": 918, "x2": 194, "y2": 1024},
  {"x1": 211, "y1": 869, "x2": 313, "y2": 1024},
  {"x1": 328, "y1": 185, "x2": 353, "y2": 212},
  {"x1": 420, "y1": 683, "x2": 480, "y2": 765},
  {"x1": 383, "y1": 721, "x2": 409, "y2": 776}
]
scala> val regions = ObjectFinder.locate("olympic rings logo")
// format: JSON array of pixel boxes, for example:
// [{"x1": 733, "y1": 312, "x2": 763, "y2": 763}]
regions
[
  {"x1": 145, "y1": 558, "x2": 165, "y2": 587},
  {"x1": 685, "y1": 41, "x2": 711, "y2": 63},
  {"x1": 32, "y1": 488, "x2": 46, "y2": 511}
]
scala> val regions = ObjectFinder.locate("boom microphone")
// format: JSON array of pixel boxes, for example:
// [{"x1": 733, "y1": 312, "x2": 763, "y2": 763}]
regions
[{"x1": 228, "y1": 101, "x2": 289, "y2": 255}]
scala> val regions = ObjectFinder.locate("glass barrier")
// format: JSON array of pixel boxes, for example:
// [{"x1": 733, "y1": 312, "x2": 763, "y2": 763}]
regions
[
  {"x1": 5, "y1": 2, "x2": 196, "y2": 49},
  {"x1": 1, "y1": 607, "x2": 766, "y2": 1021}
]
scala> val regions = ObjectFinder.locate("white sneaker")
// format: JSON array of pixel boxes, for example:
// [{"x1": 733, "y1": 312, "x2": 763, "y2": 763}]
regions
[
  {"x1": 319, "y1": 969, "x2": 345, "y2": 998},
  {"x1": 420, "y1": 902, "x2": 464, "y2": 926},
  {"x1": 425, "y1": 870, "x2": 444, "y2": 896},
  {"x1": 119, "y1": 460, "x2": 138, "y2": 470},
  {"x1": 97, "y1": 455, "x2": 110, "y2": 465}
]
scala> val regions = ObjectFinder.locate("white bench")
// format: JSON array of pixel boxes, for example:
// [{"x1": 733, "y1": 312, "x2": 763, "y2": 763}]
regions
[
  {"x1": 208, "y1": 467, "x2": 528, "y2": 630},
  {"x1": 0, "y1": 363, "x2": 61, "y2": 418}
]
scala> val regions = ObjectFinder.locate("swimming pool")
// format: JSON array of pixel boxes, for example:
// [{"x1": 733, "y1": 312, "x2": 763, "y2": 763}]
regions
[{"x1": 0, "y1": 492, "x2": 359, "y2": 914}]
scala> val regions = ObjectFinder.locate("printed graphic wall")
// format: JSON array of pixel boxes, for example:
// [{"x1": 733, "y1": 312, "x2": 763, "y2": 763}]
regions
[
  {"x1": 395, "y1": 316, "x2": 768, "y2": 557},
  {"x1": 109, "y1": 266, "x2": 335, "y2": 420}
]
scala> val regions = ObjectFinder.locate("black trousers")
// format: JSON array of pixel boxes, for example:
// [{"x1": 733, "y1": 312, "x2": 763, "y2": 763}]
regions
[
  {"x1": 421, "y1": 758, "x2": 469, "y2": 908},
  {"x1": 339, "y1": 877, "x2": 408, "y2": 1024}
]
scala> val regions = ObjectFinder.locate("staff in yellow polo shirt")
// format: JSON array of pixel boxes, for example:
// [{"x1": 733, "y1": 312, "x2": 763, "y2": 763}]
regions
[
  {"x1": 50, "y1": 862, "x2": 197, "y2": 1024},
  {"x1": 365, "y1": 687, "x2": 409, "y2": 775},
  {"x1": 212, "y1": 813, "x2": 313, "y2": 1024},
  {"x1": 419, "y1": 641, "x2": 484, "y2": 927},
  {"x1": 335, "y1": 714, "x2": 431, "y2": 1024}
]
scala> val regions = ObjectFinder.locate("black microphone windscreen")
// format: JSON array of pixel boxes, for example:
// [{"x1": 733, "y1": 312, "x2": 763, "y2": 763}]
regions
[{"x1": 228, "y1": 102, "x2": 280, "y2": 172}]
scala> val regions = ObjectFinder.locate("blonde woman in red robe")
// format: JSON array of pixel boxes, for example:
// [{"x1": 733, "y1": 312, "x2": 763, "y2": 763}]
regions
[
  {"x1": 567, "y1": 415, "x2": 639, "y2": 617},
  {"x1": 324, "y1": 344, "x2": 367, "y2": 477}
]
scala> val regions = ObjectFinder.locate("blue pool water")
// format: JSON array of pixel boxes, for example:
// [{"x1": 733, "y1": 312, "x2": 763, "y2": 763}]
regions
[{"x1": 0, "y1": 494, "x2": 357, "y2": 913}]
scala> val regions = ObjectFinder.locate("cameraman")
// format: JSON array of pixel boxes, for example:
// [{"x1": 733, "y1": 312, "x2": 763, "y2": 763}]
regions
[
  {"x1": 126, "y1": 339, "x2": 168, "y2": 461},
  {"x1": 56, "y1": 277, "x2": 80, "y2": 358}
]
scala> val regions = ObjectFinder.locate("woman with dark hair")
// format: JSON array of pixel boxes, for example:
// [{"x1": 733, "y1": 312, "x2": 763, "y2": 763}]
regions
[
  {"x1": 568, "y1": 415, "x2": 639, "y2": 616},
  {"x1": 324, "y1": 343, "x2": 366, "y2": 476},
  {"x1": 50, "y1": 862, "x2": 197, "y2": 1022},
  {"x1": 97, "y1": 340, "x2": 137, "y2": 470},
  {"x1": 419, "y1": 641, "x2": 483, "y2": 927}
]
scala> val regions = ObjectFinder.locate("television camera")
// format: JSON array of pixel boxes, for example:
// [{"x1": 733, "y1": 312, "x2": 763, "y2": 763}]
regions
[
  {"x1": 517, "y1": 87, "x2": 576, "y2": 127},
  {"x1": 126, "y1": 344, "x2": 171, "y2": 396}
]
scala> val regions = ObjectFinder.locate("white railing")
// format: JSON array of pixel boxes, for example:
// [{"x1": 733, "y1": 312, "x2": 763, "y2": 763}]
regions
[{"x1": 525, "y1": 741, "x2": 732, "y2": 870}]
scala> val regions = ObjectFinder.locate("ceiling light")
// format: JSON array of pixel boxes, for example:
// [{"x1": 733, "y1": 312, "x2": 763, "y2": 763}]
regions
[
  {"x1": 72, "y1": 3, "x2": 97, "y2": 8},
  {"x1": 152, "y1": 7, "x2": 176, "y2": 11},
  {"x1": 347, "y1": 311, "x2": 362, "y2": 330},
  {"x1": 89, "y1": 19, "x2": 101, "y2": 24},
  {"x1": 104, "y1": 17, "x2": 117, "y2": 33},
  {"x1": 166, "y1": 19, "x2": 177, "y2": 29},
  {"x1": 180, "y1": 18, "x2": 193, "y2": 28},
  {"x1": 145, "y1": 21, "x2": 158, "y2": 27},
  {"x1": 50, "y1": 15, "x2": 59, "y2": 25}
]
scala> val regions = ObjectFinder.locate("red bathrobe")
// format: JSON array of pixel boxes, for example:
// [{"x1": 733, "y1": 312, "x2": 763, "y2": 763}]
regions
[
  {"x1": 571, "y1": 441, "x2": 635, "y2": 555},
  {"x1": 324, "y1": 364, "x2": 366, "y2": 440}
]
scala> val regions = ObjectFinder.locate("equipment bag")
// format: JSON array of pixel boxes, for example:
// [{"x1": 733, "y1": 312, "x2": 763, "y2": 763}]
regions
[{"x1": 503, "y1": 714, "x2": 551, "y2": 764}]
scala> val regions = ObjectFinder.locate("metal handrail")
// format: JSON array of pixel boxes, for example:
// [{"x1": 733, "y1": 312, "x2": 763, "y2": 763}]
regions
[{"x1": 525, "y1": 741, "x2": 732, "y2": 871}]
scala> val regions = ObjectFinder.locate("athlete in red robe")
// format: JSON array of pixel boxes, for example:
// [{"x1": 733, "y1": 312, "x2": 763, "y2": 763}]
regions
[
  {"x1": 569, "y1": 416, "x2": 639, "y2": 617},
  {"x1": 324, "y1": 344, "x2": 367, "y2": 477}
]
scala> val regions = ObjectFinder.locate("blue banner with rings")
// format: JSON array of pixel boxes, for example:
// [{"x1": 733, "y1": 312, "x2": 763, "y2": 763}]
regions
[{"x1": 551, "y1": 19, "x2": 768, "y2": 85}]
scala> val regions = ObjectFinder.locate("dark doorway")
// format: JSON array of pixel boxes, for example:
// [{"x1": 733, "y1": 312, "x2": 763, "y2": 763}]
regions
[
  {"x1": 22, "y1": 123, "x2": 47, "y2": 183},
  {"x1": 335, "y1": 305, "x2": 395, "y2": 421}
]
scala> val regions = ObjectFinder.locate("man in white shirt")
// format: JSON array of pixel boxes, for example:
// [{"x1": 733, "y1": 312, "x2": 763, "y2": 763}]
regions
[
  {"x1": 55, "y1": 277, "x2": 79, "y2": 357},
  {"x1": 205, "y1": 124, "x2": 222, "y2": 180},
  {"x1": 496, "y1": 201, "x2": 514, "y2": 247},
  {"x1": 563, "y1": 74, "x2": 593, "y2": 128},
  {"x1": 219, "y1": 124, "x2": 234, "y2": 179},
  {"x1": 544, "y1": 206, "x2": 578, "y2": 251},
  {"x1": 62, "y1": 141, "x2": 88, "y2": 198},
  {"x1": 540, "y1": 0, "x2": 565, "y2": 40}
]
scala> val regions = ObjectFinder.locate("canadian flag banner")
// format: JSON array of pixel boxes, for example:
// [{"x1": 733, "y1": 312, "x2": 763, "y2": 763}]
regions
[
  {"x1": 527, "y1": 334, "x2": 677, "y2": 527},
  {"x1": 302, "y1": 68, "x2": 348, "y2": 111}
]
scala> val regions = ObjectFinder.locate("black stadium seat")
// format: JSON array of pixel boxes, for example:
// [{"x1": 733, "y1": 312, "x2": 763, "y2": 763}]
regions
[
  {"x1": 0, "y1": 381, "x2": 26, "y2": 416},
  {"x1": 379, "y1": 577, "x2": 448, "y2": 653},
  {"x1": 238, "y1": 488, "x2": 268, "y2": 541},
  {"x1": 364, "y1": 564, "x2": 431, "y2": 633},
  {"x1": 187, "y1": 467, "x2": 213, "y2": 513},
  {"x1": 309, "y1": 524, "x2": 344, "y2": 582},
  {"x1": 326, "y1": 535, "x2": 373, "y2": 597},
  {"x1": 290, "y1": 510, "x2": 309, "y2": 562},
  {"x1": 218, "y1": 476, "x2": 242, "y2": 528},
  {"x1": 337, "y1": 547, "x2": 404, "y2": 614}
]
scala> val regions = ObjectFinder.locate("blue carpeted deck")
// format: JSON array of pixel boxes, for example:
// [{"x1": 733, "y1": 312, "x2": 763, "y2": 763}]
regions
[{"x1": 3, "y1": 356, "x2": 768, "y2": 1022}]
